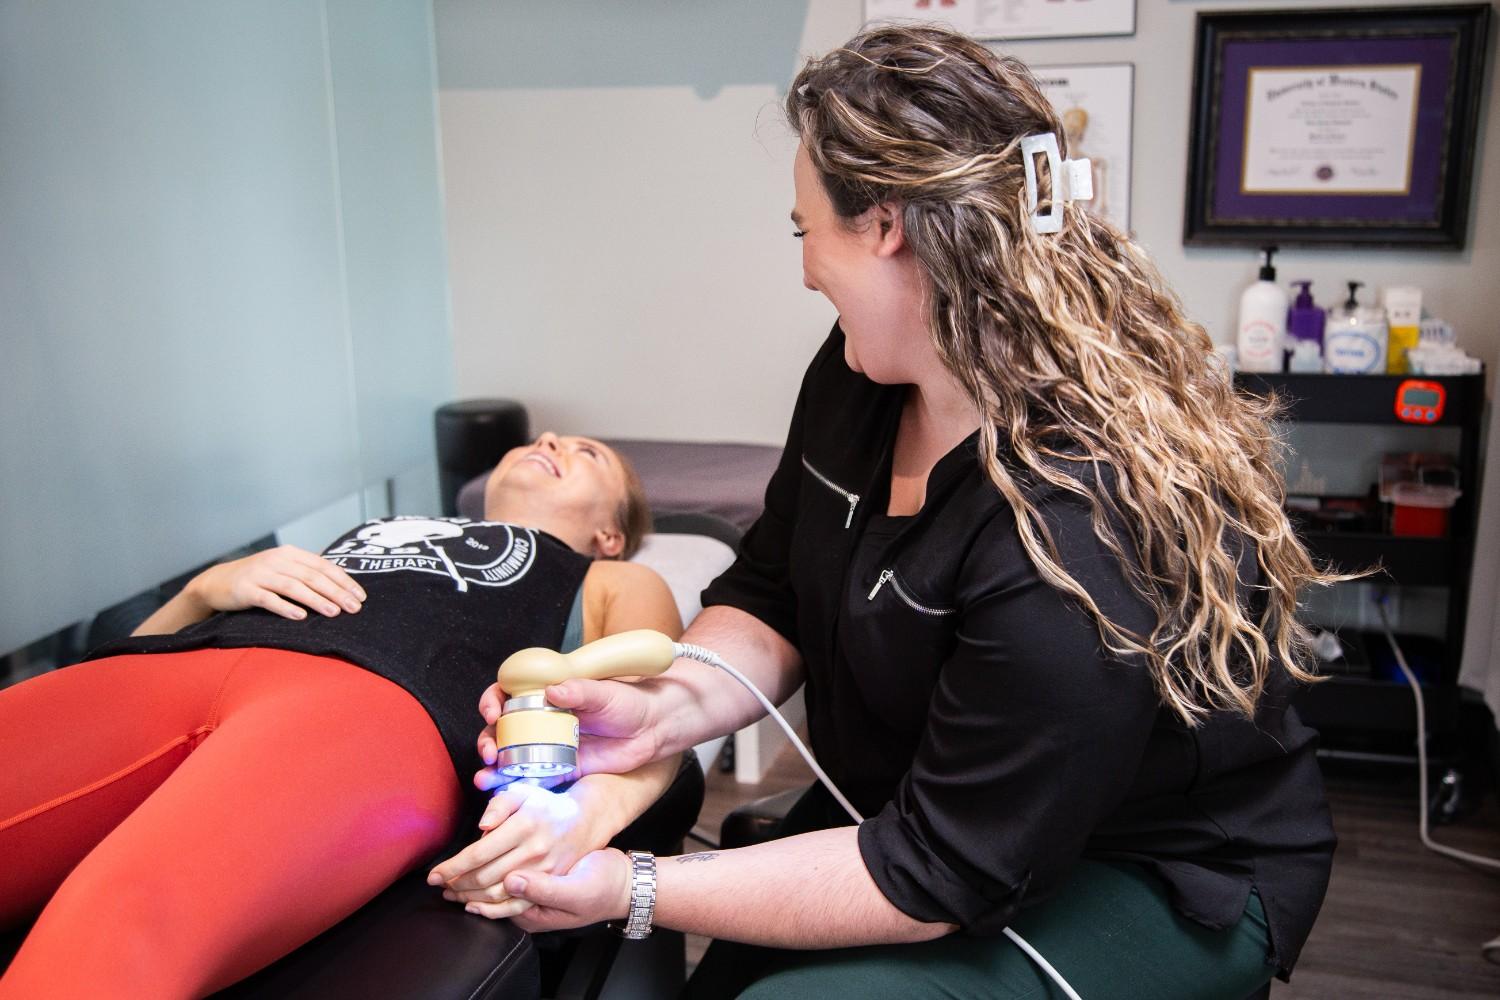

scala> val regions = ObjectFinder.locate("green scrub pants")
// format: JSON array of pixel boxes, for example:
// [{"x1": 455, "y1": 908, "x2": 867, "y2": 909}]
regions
[{"x1": 683, "y1": 858, "x2": 1274, "y2": 1000}]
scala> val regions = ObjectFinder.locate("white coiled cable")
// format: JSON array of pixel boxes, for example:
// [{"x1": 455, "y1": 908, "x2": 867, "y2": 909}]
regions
[{"x1": 671, "y1": 642, "x2": 1085, "y2": 1000}]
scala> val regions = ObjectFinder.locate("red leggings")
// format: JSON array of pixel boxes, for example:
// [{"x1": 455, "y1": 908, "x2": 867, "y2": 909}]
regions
[{"x1": 0, "y1": 648, "x2": 463, "y2": 999}]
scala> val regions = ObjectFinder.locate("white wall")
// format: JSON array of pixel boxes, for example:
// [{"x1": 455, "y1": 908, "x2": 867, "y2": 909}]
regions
[
  {"x1": 438, "y1": 1, "x2": 853, "y2": 444},
  {"x1": 1460, "y1": 400, "x2": 1500, "y2": 717},
  {"x1": 438, "y1": 0, "x2": 1500, "y2": 444}
]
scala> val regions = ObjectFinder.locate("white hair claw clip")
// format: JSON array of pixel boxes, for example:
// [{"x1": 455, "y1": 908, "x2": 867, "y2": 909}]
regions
[{"x1": 1020, "y1": 132, "x2": 1093, "y2": 235}]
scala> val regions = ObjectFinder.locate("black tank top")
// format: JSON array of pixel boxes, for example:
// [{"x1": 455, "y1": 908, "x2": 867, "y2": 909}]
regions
[{"x1": 90, "y1": 517, "x2": 592, "y2": 784}]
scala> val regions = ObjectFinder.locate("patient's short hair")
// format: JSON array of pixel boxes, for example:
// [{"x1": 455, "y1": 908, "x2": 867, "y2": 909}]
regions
[{"x1": 613, "y1": 453, "x2": 651, "y2": 560}]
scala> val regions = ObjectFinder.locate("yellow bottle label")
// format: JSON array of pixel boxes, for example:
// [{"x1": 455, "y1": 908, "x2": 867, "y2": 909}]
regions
[{"x1": 1388, "y1": 325, "x2": 1420, "y2": 374}]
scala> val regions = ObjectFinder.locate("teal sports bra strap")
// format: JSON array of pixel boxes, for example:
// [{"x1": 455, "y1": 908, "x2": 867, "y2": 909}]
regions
[{"x1": 560, "y1": 583, "x2": 586, "y2": 654}]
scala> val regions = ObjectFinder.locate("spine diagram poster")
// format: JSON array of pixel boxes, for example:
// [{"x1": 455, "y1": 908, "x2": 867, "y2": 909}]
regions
[{"x1": 1033, "y1": 62, "x2": 1135, "y2": 232}]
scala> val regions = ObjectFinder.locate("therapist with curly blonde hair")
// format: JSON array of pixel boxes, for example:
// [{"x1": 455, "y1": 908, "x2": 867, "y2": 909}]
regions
[{"x1": 469, "y1": 26, "x2": 1338, "y2": 1000}]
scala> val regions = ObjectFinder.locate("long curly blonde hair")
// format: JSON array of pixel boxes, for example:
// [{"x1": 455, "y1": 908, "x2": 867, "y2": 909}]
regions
[{"x1": 788, "y1": 25, "x2": 1343, "y2": 724}]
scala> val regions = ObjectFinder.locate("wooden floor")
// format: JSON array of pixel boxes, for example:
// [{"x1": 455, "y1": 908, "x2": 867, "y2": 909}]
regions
[
  {"x1": 689, "y1": 749, "x2": 1500, "y2": 998},
  {"x1": 1276, "y1": 764, "x2": 1500, "y2": 999}
]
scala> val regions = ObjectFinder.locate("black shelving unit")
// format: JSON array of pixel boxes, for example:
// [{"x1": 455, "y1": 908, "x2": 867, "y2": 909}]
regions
[{"x1": 1233, "y1": 371, "x2": 1487, "y2": 742}]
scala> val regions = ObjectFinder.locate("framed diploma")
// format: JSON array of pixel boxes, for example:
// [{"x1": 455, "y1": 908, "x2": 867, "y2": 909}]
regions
[{"x1": 1184, "y1": 5, "x2": 1489, "y2": 248}]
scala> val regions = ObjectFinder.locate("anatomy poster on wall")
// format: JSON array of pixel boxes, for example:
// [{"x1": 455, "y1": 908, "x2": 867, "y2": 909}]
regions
[
  {"x1": 864, "y1": 0, "x2": 1135, "y2": 41},
  {"x1": 1032, "y1": 62, "x2": 1134, "y2": 232}
]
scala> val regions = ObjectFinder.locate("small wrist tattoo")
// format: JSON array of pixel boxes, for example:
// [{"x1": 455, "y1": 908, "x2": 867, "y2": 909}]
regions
[{"x1": 674, "y1": 852, "x2": 719, "y2": 864}]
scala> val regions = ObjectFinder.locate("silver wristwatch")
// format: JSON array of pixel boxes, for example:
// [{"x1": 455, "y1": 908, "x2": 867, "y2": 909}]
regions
[{"x1": 617, "y1": 850, "x2": 657, "y2": 939}]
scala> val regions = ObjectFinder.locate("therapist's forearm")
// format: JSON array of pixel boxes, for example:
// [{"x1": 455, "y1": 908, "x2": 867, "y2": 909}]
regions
[
  {"x1": 640, "y1": 606, "x2": 805, "y2": 756},
  {"x1": 653, "y1": 826, "x2": 957, "y2": 948}
]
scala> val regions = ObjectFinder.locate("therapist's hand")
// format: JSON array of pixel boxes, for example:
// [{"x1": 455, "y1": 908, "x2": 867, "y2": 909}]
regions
[
  {"x1": 190, "y1": 545, "x2": 365, "y2": 620},
  {"x1": 428, "y1": 782, "x2": 600, "y2": 919},
  {"x1": 498, "y1": 849, "x2": 632, "y2": 933},
  {"x1": 475, "y1": 677, "x2": 662, "y2": 789}
]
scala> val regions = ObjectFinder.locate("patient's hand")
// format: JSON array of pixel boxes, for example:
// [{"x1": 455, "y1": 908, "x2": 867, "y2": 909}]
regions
[
  {"x1": 193, "y1": 545, "x2": 365, "y2": 621},
  {"x1": 427, "y1": 781, "x2": 604, "y2": 920}
]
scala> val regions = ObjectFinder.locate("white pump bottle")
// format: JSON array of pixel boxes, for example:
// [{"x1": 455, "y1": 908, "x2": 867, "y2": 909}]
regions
[{"x1": 1236, "y1": 246, "x2": 1287, "y2": 373}]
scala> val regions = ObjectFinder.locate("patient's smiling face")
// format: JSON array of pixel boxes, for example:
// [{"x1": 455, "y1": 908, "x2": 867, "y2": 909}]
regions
[{"x1": 483, "y1": 433, "x2": 629, "y2": 558}]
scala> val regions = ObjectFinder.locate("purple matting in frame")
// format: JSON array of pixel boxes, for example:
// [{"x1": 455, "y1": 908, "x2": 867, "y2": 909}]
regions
[{"x1": 1210, "y1": 34, "x2": 1456, "y2": 225}]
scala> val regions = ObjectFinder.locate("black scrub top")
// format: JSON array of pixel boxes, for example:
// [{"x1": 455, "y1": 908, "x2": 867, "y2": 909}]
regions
[{"x1": 701, "y1": 326, "x2": 1335, "y2": 979}]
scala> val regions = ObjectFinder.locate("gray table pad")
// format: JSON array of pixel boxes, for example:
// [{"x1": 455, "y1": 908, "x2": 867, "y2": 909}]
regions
[{"x1": 458, "y1": 438, "x2": 780, "y2": 533}]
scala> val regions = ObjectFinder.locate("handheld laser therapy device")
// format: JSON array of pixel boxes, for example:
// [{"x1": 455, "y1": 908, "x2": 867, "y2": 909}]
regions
[
  {"x1": 494, "y1": 629, "x2": 679, "y2": 778},
  {"x1": 491, "y1": 629, "x2": 1085, "y2": 999}
]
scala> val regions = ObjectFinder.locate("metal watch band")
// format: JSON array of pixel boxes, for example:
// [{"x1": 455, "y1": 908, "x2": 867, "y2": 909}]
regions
[{"x1": 619, "y1": 850, "x2": 657, "y2": 940}]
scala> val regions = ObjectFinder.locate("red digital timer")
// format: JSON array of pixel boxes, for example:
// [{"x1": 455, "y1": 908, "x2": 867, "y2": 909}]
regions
[{"x1": 1394, "y1": 379, "x2": 1446, "y2": 424}]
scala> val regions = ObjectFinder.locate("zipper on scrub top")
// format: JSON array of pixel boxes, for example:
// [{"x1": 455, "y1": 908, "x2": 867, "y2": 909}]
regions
[
  {"x1": 867, "y1": 569, "x2": 956, "y2": 616},
  {"x1": 801, "y1": 456, "x2": 860, "y2": 529}
]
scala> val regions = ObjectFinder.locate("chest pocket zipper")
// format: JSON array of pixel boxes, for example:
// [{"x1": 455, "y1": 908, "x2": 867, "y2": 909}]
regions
[
  {"x1": 801, "y1": 455, "x2": 860, "y2": 529},
  {"x1": 867, "y1": 569, "x2": 956, "y2": 616}
]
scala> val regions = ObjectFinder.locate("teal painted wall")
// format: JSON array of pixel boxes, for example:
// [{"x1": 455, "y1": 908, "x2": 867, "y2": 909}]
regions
[{"x1": 0, "y1": 1, "x2": 453, "y2": 653}]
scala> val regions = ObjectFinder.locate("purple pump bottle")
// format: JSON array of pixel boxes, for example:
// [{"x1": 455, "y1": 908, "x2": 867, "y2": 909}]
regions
[{"x1": 1286, "y1": 280, "x2": 1325, "y2": 357}]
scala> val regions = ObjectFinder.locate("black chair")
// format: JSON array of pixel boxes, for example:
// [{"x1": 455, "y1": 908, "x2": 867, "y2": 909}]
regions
[
  {"x1": 220, "y1": 752, "x2": 704, "y2": 999},
  {"x1": 215, "y1": 875, "x2": 537, "y2": 1000}
]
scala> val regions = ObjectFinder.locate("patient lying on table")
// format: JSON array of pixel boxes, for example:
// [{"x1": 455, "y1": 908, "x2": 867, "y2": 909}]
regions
[{"x1": 0, "y1": 433, "x2": 681, "y2": 999}]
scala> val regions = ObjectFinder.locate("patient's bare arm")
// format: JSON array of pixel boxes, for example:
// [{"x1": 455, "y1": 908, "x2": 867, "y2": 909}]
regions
[
  {"x1": 436, "y1": 560, "x2": 686, "y2": 917},
  {"x1": 132, "y1": 545, "x2": 366, "y2": 636},
  {"x1": 427, "y1": 753, "x2": 682, "y2": 919}
]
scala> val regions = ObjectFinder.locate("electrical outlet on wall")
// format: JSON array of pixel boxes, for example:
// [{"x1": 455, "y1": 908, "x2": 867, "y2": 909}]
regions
[{"x1": 1357, "y1": 583, "x2": 1401, "y2": 632}]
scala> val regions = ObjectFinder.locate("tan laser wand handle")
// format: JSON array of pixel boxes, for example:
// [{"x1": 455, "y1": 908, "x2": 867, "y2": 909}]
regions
[{"x1": 496, "y1": 629, "x2": 678, "y2": 696}]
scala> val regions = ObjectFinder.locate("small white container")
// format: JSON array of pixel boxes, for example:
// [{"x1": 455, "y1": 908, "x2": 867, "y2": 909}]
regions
[{"x1": 1287, "y1": 339, "x2": 1324, "y2": 373}]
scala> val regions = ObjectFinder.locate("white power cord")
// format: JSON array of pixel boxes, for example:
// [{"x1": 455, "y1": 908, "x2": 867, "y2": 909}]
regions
[
  {"x1": 674, "y1": 642, "x2": 863, "y2": 823},
  {"x1": 1373, "y1": 598, "x2": 1500, "y2": 873},
  {"x1": 1373, "y1": 596, "x2": 1500, "y2": 967},
  {"x1": 999, "y1": 926, "x2": 1085, "y2": 1000},
  {"x1": 672, "y1": 642, "x2": 1086, "y2": 1000}
]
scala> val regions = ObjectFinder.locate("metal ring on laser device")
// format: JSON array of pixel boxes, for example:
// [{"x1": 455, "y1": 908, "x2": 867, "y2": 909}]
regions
[
  {"x1": 502, "y1": 693, "x2": 570, "y2": 713},
  {"x1": 496, "y1": 743, "x2": 577, "y2": 778}
]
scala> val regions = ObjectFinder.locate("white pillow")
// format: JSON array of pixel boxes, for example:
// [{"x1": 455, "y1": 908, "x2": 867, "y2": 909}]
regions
[
  {"x1": 629, "y1": 533, "x2": 739, "y2": 773},
  {"x1": 629, "y1": 532, "x2": 737, "y2": 628}
]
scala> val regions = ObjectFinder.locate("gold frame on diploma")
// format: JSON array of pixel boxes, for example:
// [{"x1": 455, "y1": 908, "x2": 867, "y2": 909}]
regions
[{"x1": 1184, "y1": 5, "x2": 1489, "y2": 249}]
